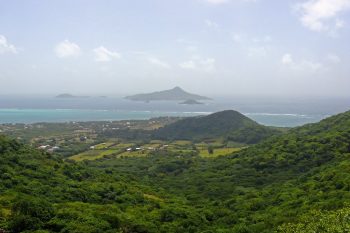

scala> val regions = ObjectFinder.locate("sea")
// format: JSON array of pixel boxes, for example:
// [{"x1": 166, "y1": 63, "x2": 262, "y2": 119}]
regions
[{"x1": 0, "y1": 95, "x2": 349, "y2": 127}]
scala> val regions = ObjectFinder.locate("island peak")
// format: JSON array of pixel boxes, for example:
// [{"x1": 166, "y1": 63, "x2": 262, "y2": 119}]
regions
[{"x1": 125, "y1": 87, "x2": 211, "y2": 102}]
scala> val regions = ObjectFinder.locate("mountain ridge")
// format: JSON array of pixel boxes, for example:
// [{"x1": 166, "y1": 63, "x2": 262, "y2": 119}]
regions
[{"x1": 125, "y1": 87, "x2": 211, "y2": 102}]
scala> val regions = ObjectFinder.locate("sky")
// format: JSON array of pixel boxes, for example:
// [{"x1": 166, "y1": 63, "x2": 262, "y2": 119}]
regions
[{"x1": 0, "y1": 0, "x2": 350, "y2": 97}]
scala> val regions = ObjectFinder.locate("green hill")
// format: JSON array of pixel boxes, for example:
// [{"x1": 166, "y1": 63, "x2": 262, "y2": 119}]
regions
[
  {"x1": 95, "y1": 109, "x2": 350, "y2": 232},
  {"x1": 153, "y1": 110, "x2": 281, "y2": 143},
  {"x1": 1, "y1": 110, "x2": 350, "y2": 232}
]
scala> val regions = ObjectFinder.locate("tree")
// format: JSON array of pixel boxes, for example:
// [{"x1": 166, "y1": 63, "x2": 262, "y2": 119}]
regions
[{"x1": 208, "y1": 146, "x2": 214, "y2": 155}]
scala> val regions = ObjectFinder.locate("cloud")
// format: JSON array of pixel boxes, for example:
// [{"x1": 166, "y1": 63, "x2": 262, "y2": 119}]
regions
[
  {"x1": 179, "y1": 60, "x2": 197, "y2": 70},
  {"x1": 147, "y1": 57, "x2": 171, "y2": 69},
  {"x1": 231, "y1": 33, "x2": 245, "y2": 43},
  {"x1": 0, "y1": 35, "x2": 18, "y2": 54},
  {"x1": 55, "y1": 40, "x2": 81, "y2": 58},
  {"x1": 281, "y1": 53, "x2": 324, "y2": 72},
  {"x1": 248, "y1": 46, "x2": 268, "y2": 58},
  {"x1": 327, "y1": 54, "x2": 341, "y2": 63},
  {"x1": 296, "y1": 0, "x2": 350, "y2": 32},
  {"x1": 281, "y1": 53, "x2": 294, "y2": 65},
  {"x1": 179, "y1": 56, "x2": 216, "y2": 72},
  {"x1": 252, "y1": 35, "x2": 272, "y2": 43},
  {"x1": 205, "y1": 19, "x2": 219, "y2": 28},
  {"x1": 186, "y1": 46, "x2": 198, "y2": 52},
  {"x1": 93, "y1": 46, "x2": 121, "y2": 62},
  {"x1": 231, "y1": 33, "x2": 272, "y2": 45}
]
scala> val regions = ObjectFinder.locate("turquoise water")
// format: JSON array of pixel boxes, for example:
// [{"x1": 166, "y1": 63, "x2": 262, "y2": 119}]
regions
[
  {"x1": 0, "y1": 109, "x2": 207, "y2": 124},
  {"x1": 0, "y1": 108, "x2": 327, "y2": 127},
  {"x1": 0, "y1": 96, "x2": 349, "y2": 127}
]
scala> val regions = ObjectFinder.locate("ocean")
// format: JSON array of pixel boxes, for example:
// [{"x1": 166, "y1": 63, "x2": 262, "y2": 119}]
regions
[{"x1": 0, "y1": 95, "x2": 349, "y2": 127}]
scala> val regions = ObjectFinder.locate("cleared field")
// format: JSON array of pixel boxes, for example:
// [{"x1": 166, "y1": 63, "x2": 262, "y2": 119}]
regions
[
  {"x1": 169, "y1": 149, "x2": 196, "y2": 154},
  {"x1": 170, "y1": 140, "x2": 192, "y2": 146},
  {"x1": 118, "y1": 150, "x2": 149, "y2": 158},
  {"x1": 109, "y1": 143, "x2": 134, "y2": 149},
  {"x1": 94, "y1": 142, "x2": 117, "y2": 149},
  {"x1": 142, "y1": 143, "x2": 162, "y2": 149},
  {"x1": 69, "y1": 149, "x2": 121, "y2": 161},
  {"x1": 199, "y1": 148, "x2": 242, "y2": 158}
]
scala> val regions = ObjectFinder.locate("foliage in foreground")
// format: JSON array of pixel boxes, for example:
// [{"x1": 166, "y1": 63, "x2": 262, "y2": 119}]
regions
[{"x1": 0, "y1": 110, "x2": 350, "y2": 232}]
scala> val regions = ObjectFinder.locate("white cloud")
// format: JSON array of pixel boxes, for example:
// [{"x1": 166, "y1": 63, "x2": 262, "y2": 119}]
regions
[
  {"x1": 200, "y1": 58, "x2": 216, "y2": 72},
  {"x1": 205, "y1": 19, "x2": 219, "y2": 28},
  {"x1": 147, "y1": 57, "x2": 171, "y2": 69},
  {"x1": 281, "y1": 53, "x2": 294, "y2": 65},
  {"x1": 186, "y1": 46, "x2": 198, "y2": 52},
  {"x1": 327, "y1": 54, "x2": 341, "y2": 63},
  {"x1": 281, "y1": 53, "x2": 324, "y2": 72},
  {"x1": 179, "y1": 60, "x2": 197, "y2": 70},
  {"x1": 297, "y1": 0, "x2": 350, "y2": 32},
  {"x1": 231, "y1": 33, "x2": 244, "y2": 43},
  {"x1": 252, "y1": 35, "x2": 272, "y2": 43},
  {"x1": 248, "y1": 46, "x2": 268, "y2": 58},
  {"x1": 335, "y1": 19, "x2": 345, "y2": 28},
  {"x1": 231, "y1": 33, "x2": 272, "y2": 45},
  {"x1": 93, "y1": 46, "x2": 121, "y2": 62},
  {"x1": 0, "y1": 35, "x2": 18, "y2": 54},
  {"x1": 55, "y1": 40, "x2": 81, "y2": 58},
  {"x1": 179, "y1": 56, "x2": 216, "y2": 72}
]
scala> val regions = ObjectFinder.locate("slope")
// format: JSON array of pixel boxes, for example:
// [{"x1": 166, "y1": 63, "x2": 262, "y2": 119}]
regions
[
  {"x1": 153, "y1": 110, "x2": 281, "y2": 143},
  {"x1": 93, "y1": 110, "x2": 350, "y2": 232}
]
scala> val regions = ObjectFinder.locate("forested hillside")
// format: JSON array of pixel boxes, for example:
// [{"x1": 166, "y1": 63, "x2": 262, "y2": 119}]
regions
[
  {"x1": 1, "y1": 110, "x2": 350, "y2": 232},
  {"x1": 153, "y1": 110, "x2": 280, "y2": 143}
]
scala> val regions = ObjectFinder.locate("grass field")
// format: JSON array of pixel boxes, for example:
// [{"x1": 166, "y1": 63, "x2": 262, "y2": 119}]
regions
[
  {"x1": 118, "y1": 150, "x2": 149, "y2": 158},
  {"x1": 109, "y1": 143, "x2": 134, "y2": 149},
  {"x1": 94, "y1": 142, "x2": 117, "y2": 149},
  {"x1": 171, "y1": 140, "x2": 192, "y2": 146},
  {"x1": 69, "y1": 138, "x2": 244, "y2": 161},
  {"x1": 69, "y1": 149, "x2": 121, "y2": 161}
]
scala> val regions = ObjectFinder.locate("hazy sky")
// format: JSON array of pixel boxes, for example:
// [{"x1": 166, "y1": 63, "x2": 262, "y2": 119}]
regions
[{"x1": 0, "y1": 0, "x2": 350, "y2": 97}]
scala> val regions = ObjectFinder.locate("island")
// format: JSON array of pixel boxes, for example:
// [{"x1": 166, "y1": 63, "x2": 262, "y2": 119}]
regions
[
  {"x1": 179, "y1": 99, "x2": 204, "y2": 105},
  {"x1": 55, "y1": 93, "x2": 90, "y2": 98},
  {"x1": 125, "y1": 87, "x2": 211, "y2": 102}
]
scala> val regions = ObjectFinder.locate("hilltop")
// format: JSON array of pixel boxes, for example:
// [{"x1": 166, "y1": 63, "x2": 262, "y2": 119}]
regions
[
  {"x1": 125, "y1": 87, "x2": 211, "y2": 102},
  {"x1": 153, "y1": 110, "x2": 281, "y2": 143}
]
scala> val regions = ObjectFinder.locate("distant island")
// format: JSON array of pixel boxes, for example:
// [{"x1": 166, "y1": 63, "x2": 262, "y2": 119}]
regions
[
  {"x1": 179, "y1": 99, "x2": 204, "y2": 105},
  {"x1": 125, "y1": 87, "x2": 211, "y2": 102},
  {"x1": 56, "y1": 94, "x2": 90, "y2": 98}
]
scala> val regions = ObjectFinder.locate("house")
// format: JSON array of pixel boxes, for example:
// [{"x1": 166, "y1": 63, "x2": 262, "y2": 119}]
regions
[{"x1": 38, "y1": 145, "x2": 50, "y2": 150}]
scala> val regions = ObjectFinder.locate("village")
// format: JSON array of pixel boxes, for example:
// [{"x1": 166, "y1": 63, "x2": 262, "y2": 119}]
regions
[{"x1": 0, "y1": 117, "x2": 243, "y2": 161}]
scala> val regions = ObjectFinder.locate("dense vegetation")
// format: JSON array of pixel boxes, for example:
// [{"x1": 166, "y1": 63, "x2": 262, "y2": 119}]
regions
[
  {"x1": 1, "y1": 110, "x2": 350, "y2": 232},
  {"x1": 153, "y1": 110, "x2": 281, "y2": 143}
]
